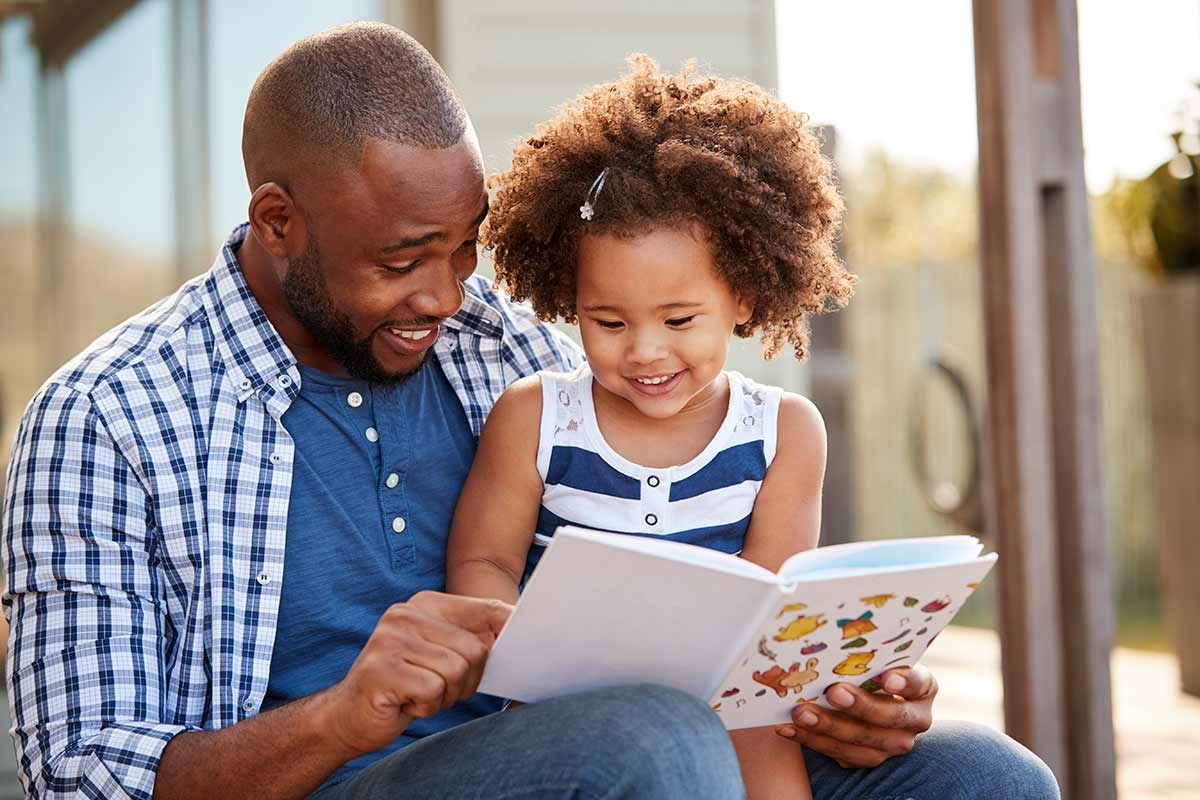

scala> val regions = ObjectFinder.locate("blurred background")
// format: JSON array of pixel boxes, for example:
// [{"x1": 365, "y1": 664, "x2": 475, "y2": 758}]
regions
[{"x1": 1, "y1": 0, "x2": 1198, "y2": 797}]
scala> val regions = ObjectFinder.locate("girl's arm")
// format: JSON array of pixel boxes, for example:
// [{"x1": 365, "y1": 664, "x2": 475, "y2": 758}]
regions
[
  {"x1": 739, "y1": 392, "x2": 827, "y2": 572},
  {"x1": 446, "y1": 376, "x2": 546, "y2": 604},
  {"x1": 733, "y1": 393, "x2": 825, "y2": 800}
]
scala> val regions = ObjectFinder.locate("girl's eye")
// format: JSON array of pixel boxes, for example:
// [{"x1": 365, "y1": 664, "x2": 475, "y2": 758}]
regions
[
  {"x1": 666, "y1": 316, "x2": 696, "y2": 327},
  {"x1": 595, "y1": 320, "x2": 625, "y2": 330}
]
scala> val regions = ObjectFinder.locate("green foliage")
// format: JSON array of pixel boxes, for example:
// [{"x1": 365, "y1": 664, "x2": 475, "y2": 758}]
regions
[{"x1": 1101, "y1": 85, "x2": 1200, "y2": 276}]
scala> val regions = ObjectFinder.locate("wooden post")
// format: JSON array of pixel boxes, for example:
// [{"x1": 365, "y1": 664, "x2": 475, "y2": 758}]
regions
[
  {"x1": 810, "y1": 126, "x2": 855, "y2": 547},
  {"x1": 972, "y1": 1, "x2": 1116, "y2": 798}
]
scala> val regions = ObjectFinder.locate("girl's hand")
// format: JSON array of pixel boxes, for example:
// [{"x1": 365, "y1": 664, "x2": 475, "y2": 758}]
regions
[{"x1": 774, "y1": 665, "x2": 937, "y2": 768}]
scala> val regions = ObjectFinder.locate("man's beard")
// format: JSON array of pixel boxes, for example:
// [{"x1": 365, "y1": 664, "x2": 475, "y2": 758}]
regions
[{"x1": 281, "y1": 239, "x2": 426, "y2": 385}]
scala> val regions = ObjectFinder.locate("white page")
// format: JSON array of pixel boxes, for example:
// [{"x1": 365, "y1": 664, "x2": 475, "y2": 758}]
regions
[
  {"x1": 479, "y1": 528, "x2": 779, "y2": 702},
  {"x1": 778, "y1": 535, "x2": 984, "y2": 581},
  {"x1": 710, "y1": 554, "x2": 997, "y2": 730}
]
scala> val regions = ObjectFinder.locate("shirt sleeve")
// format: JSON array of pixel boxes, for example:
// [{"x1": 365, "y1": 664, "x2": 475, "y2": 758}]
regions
[{"x1": 3, "y1": 382, "x2": 196, "y2": 800}]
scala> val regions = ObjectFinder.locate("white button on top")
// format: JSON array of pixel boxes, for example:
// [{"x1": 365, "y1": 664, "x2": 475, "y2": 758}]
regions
[
  {"x1": 242, "y1": 699, "x2": 255, "y2": 713},
  {"x1": 269, "y1": 453, "x2": 282, "y2": 465},
  {"x1": 239, "y1": 378, "x2": 252, "y2": 391},
  {"x1": 256, "y1": 570, "x2": 271, "y2": 585},
  {"x1": 365, "y1": 427, "x2": 379, "y2": 443},
  {"x1": 392, "y1": 516, "x2": 407, "y2": 534},
  {"x1": 386, "y1": 473, "x2": 400, "y2": 489},
  {"x1": 348, "y1": 391, "x2": 364, "y2": 408},
  {"x1": 647, "y1": 475, "x2": 660, "y2": 487},
  {"x1": 278, "y1": 374, "x2": 292, "y2": 388}
]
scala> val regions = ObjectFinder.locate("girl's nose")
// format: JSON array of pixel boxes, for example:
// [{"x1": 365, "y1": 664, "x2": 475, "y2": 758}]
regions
[{"x1": 627, "y1": 331, "x2": 669, "y2": 365}]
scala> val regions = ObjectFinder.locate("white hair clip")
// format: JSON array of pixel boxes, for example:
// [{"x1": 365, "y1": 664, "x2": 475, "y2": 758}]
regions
[{"x1": 579, "y1": 168, "x2": 610, "y2": 221}]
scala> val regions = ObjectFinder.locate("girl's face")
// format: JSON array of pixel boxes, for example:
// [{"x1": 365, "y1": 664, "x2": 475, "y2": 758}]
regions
[{"x1": 576, "y1": 225, "x2": 753, "y2": 420}]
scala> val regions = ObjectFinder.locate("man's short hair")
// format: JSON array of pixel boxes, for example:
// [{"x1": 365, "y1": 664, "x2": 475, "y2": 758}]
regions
[{"x1": 242, "y1": 22, "x2": 468, "y2": 191}]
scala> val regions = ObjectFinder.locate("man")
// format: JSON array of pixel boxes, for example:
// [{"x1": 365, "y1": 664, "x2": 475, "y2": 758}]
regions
[{"x1": 3, "y1": 23, "x2": 1057, "y2": 800}]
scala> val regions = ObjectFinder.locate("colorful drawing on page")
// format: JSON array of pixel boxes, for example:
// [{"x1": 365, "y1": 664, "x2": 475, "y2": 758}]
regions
[
  {"x1": 758, "y1": 636, "x2": 778, "y2": 661},
  {"x1": 860, "y1": 593, "x2": 896, "y2": 608},
  {"x1": 837, "y1": 610, "x2": 877, "y2": 639},
  {"x1": 800, "y1": 641, "x2": 828, "y2": 655},
  {"x1": 922, "y1": 596, "x2": 951, "y2": 613},
  {"x1": 842, "y1": 636, "x2": 868, "y2": 649},
  {"x1": 894, "y1": 640, "x2": 913, "y2": 652},
  {"x1": 795, "y1": 696, "x2": 819, "y2": 705},
  {"x1": 755, "y1": 689, "x2": 767, "y2": 697},
  {"x1": 881, "y1": 628, "x2": 911, "y2": 645},
  {"x1": 833, "y1": 651, "x2": 876, "y2": 676},
  {"x1": 967, "y1": 582, "x2": 980, "y2": 588},
  {"x1": 753, "y1": 659, "x2": 821, "y2": 697},
  {"x1": 776, "y1": 602, "x2": 808, "y2": 618},
  {"x1": 736, "y1": 699, "x2": 746, "y2": 708},
  {"x1": 774, "y1": 613, "x2": 827, "y2": 642},
  {"x1": 917, "y1": 627, "x2": 928, "y2": 636},
  {"x1": 886, "y1": 657, "x2": 909, "y2": 667},
  {"x1": 859, "y1": 677, "x2": 883, "y2": 692},
  {"x1": 904, "y1": 596, "x2": 919, "y2": 607},
  {"x1": 722, "y1": 687, "x2": 740, "y2": 698},
  {"x1": 712, "y1": 703, "x2": 722, "y2": 711}
]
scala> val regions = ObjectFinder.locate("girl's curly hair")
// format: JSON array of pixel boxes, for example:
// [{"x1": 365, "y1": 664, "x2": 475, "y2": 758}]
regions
[{"x1": 481, "y1": 54, "x2": 856, "y2": 360}]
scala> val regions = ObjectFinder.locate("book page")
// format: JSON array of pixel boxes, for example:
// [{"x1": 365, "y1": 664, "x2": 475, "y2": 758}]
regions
[
  {"x1": 479, "y1": 528, "x2": 779, "y2": 703},
  {"x1": 777, "y1": 536, "x2": 984, "y2": 580},
  {"x1": 709, "y1": 554, "x2": 997, "y2": 730}
]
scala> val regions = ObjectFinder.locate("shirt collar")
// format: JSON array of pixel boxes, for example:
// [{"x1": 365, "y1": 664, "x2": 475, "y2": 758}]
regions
[
  {"x1": 202, "y1": 224, "x2": 299, "y2": 408},
  {"x1": 202, "y1": 224, "x2": 505, "y2": 406}
]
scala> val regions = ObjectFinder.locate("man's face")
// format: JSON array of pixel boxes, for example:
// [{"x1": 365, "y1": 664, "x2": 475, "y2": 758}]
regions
[{"x1": 283, "y1": 133, "x2": 487, "y2": 383}]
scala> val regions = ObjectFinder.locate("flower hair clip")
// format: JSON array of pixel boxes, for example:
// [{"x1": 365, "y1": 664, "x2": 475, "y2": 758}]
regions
[{"x1": 579, "y1": 168, "x2": 610, "y2": 221}]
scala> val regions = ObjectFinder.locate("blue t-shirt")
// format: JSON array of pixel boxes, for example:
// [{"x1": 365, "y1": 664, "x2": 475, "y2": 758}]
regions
[{"x1": 267, "y1": 359, "x2": 501, "y2": 788}]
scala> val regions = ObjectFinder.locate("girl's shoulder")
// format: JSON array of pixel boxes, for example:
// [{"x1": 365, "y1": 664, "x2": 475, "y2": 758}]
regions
[{"x1": 722, "y1": 372, "x2": 824, "y2": 462}]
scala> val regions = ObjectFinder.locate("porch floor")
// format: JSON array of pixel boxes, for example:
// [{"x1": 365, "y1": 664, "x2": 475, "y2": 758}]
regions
[{"x1": 924, "y1": 626, "x2": 1200, "y2": 799}]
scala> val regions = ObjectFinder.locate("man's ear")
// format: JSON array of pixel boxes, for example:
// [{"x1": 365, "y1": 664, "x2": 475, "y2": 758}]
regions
[
  {"x1": 247, "y1": 182, "x2": 304, "y2": 259},
  {"x1": 735, "y1": 294, "x2": 755, "y2": 327}
]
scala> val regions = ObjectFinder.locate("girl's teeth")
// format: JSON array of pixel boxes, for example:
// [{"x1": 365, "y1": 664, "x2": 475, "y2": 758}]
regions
[{"x1": 636, "y1": 374, "x2": 674, "y2": 385}]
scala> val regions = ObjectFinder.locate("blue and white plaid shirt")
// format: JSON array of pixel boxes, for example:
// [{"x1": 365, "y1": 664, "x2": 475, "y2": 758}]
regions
[{"x1": 2, "y1": 224, "x2": 582, "y2": 800}]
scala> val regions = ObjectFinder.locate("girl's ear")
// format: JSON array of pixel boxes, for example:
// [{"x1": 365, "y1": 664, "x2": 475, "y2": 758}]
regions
[{"x1": 735, "y1": 294, "x2": 755, "y2": 327}]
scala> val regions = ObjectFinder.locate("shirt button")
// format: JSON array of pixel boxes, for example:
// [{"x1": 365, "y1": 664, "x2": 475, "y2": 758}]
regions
[
  {"x1": 238, "y1": 377, "x2": 251, "y2": 391},
  {"x1": 392, "y1": 516, "x2": 407, "y2": 534},
  {"x1": 365, "y1": 427, "x2": 379, "y2": 443},
  {"x1": 269, "y1": 453, "x2": 282, "y2": 465},
  {"x1": 256, "y1": 570, "x2": 271, "y2": 585},
  {"x1": 645, "y1": 513, "x2": 658, "y2": 526},
  {"x1": 647, "y1": 475, "x2": 660, "y2": 487},
  {"x1": 348, "y1": 391, "x2": 363, "y2": 408},
  {"x1": 386, "y1": 473, "x2": 399, "y2": 489},
  {"x1": 242, "y1": 699, "x2": 255, "y2": 713},
  {"x1": 278, "y1": 374, "x2": 292, "y2": 388}
]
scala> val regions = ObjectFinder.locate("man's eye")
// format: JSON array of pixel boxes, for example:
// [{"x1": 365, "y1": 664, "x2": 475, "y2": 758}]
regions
[
  {"x1": 666, "y1": 316, "x2": 696, "y2": 327},
  {"x1": 381, "y1": 262, "x2": 418, "y2": 275},
  {"x1": 595, "y1": 320, "x2": 624, "y2": 330}
]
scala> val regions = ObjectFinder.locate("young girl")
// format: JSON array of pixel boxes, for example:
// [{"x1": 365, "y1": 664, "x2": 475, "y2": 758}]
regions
[{"x1": 446, "y1": 55, "x2": 855, "y2": 800}]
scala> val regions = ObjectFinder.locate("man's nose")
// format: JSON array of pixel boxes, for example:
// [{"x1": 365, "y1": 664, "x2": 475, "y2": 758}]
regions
[{"x1": 408, "y1": 262, "x2": 465, "y2": 320}]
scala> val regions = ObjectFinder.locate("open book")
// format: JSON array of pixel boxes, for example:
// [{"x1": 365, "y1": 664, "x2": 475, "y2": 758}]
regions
[{"x1": 478, "y1": 527, "x2": 997, "y2": 730}]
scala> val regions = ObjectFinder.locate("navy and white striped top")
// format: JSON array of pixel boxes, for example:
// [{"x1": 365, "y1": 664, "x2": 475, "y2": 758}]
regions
[{"x1": 527, "y1": 364, "x2": 782, "y2": 574}]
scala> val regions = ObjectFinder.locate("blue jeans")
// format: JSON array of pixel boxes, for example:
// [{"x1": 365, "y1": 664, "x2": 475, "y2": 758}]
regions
[{"x1": 311, "y1": 686, "x2": 1059, "y2": 799}]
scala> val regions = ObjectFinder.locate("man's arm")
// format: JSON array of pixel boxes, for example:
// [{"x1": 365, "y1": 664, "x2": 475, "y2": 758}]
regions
[
  {"x1": 3, "y1": 383, "x2": 190, "y2": 799},
  {"x1": 154, "y1": 592, "x2": 510, "y2": 799}
]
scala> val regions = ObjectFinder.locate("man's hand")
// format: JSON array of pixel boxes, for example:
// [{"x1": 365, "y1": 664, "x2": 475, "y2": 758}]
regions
[
  {"x1": 321, "y1": 591, "x2": 512, "y2": 759},
  {"x1": 775, "y1": 665, "x2": 937, "y2": 768}
]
